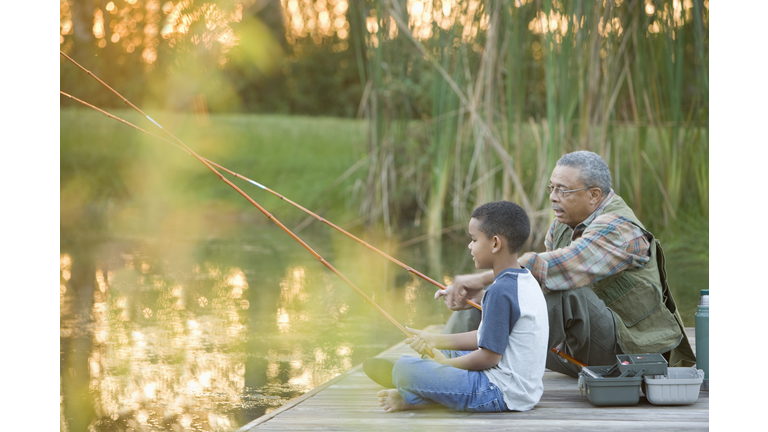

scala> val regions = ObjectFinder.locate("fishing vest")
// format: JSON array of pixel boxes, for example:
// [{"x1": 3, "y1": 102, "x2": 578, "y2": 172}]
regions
[{"x1": 551, "y1": 195, "x2": 696, "y2": 367}]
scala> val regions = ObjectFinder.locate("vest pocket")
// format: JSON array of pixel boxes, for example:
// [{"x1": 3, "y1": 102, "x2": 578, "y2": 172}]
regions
[
  {"x1": 594, "y1": 272, "x2": 660, "y2": 327},
  {"x1": 606, "y1": 279, "x2": 682, "y2": 353},
  {"x1": 606, "y1": 280, "x2": 661, "y2": 327}
]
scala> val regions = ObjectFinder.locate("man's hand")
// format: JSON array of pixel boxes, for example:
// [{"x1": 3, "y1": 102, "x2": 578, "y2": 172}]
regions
[{"x1": 435, "y1": 272, "x2": 492, "y2": 311}]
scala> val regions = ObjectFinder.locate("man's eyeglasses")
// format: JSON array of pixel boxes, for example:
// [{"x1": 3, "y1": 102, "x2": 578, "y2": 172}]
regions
[{"x1": 547, "y1": 185, "x2": 590, "y2": 197}]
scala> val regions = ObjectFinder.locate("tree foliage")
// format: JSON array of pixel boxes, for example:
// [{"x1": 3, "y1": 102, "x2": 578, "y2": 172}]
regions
[{"x1": 60, "y1": 0, "x2": 364, "y2": 117}]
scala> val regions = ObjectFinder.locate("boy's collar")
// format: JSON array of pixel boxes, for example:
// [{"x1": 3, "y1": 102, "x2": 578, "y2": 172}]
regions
[{"x1": 493, "y1": 266, "x2": 527, "y2": 281}]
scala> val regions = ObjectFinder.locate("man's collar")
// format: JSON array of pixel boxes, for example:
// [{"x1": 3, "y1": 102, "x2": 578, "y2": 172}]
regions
[{"x1": 572, "y1": 189, "x2": 615, "y2": 234}]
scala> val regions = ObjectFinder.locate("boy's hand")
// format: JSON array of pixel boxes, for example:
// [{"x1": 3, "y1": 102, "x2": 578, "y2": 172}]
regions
[
  {"x1": 404, "y1": 327, "x2": 445, "y2": 362},
  {"x1": 405, "y1": 327, "x2": 433, "y2": 348}
]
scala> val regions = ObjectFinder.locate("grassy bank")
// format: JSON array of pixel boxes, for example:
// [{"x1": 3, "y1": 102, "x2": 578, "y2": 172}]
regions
[{"x1": 60, "y1": 108, "x2": 368, "y2": 241}]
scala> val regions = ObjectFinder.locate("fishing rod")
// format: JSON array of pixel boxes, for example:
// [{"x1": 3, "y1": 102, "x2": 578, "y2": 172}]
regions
[
  {"x1": 550, "y1": 345, "x2": 601, "y2": 379},
  {"x1": 218, "y1": 173, "x2": 483, "y2": 311},
  {"x1": 59, "y1": 52, "x2": 482, "y2": 312},
  {"x1": 61, "y1": 89, "x2": 481, "y2": 313},
  {"x1": 60, "y1": 51, "x2": 434, "y2": 357}
]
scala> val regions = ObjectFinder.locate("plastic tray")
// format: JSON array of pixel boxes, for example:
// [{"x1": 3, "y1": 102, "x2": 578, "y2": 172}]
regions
[
  {"x1": 643, "y1": 367, "x2": 704, "y2": 405},
  {"x1": 579, "y1": 366, "x2": 644, "y2": 406},
  {"x1": 616, "y1": 353, "x2": 668, "y2": 376}
]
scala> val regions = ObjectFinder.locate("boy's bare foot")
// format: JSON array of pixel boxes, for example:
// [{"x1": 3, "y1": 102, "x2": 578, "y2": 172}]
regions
[{"x1": 376, "y1": 389, "x2": 432, "y2": 412}]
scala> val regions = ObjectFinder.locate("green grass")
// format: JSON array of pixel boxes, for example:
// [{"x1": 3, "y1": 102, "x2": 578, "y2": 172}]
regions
[
  {"x1": 61, "y1": 108, "x2": 368, "y2": 240},
  {"x1": 656, "y1": 209, "x2": 709, "y2": 326}
]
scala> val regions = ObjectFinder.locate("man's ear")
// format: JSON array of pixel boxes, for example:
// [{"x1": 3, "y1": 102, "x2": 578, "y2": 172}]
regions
[{"x1": 589, "y1": 188, "x2": 603, "y2": 205}]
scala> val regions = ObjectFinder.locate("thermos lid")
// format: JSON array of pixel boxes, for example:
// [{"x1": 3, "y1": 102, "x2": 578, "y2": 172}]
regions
[{"x1": 699, "y1": 289, "x2": 709, "y2": 306}]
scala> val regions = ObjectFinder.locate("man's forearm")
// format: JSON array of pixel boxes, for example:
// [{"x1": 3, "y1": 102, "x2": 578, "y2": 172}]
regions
[
  {"x1": 464, "y1": 270, "x2": 493, "y2": 302},
  {"x1": 475, "y1": 270, "x2": 495, "y2": 287}
]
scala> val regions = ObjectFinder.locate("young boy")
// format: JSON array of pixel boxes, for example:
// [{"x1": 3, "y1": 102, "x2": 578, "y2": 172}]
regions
[{"x1": 365, "y1": 201, "x2": 549, "y2": 412}]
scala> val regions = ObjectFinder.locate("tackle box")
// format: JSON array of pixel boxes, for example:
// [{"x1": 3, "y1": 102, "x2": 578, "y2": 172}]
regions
[
  {"x1": 616, "y1": 353, "x2": 668, "y2": 376},
  {"x1": 643, "y1": 367, "x2": 705, "y2": 405},
  {"x1": 578, "y1": 365, "x2": 645, "y2": 406}
]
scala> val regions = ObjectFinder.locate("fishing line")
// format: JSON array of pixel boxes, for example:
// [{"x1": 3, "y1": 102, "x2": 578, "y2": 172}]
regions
[
  {"x1": 60, "y1": 54, "x2": 481, "y2": 312},
  {"x1": 61, "y1": 52, "x2": 436, "y2": 356}
]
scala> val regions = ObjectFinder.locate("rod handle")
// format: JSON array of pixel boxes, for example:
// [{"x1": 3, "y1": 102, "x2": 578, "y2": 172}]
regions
[
  {"x1": 550, "y1": 346, "x2": 588, "y2": 368},
  {"x1": 423, "y1": 346, "x2": 435, "y2": 358},
  {"x1": 405, "y1": 329, "x2": 435, "y2": 359}
]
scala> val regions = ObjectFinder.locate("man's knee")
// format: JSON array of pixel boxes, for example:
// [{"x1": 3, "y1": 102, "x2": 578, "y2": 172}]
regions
[
  {"x1": 442, "y1": 308, "x2": 482, "y2": 334},
  {"x1": 546, "y1": 288, "x2": 613, "y2": 329},
  {"x1": 545, "y1": 287, "x2": 619, "y2": 367}
]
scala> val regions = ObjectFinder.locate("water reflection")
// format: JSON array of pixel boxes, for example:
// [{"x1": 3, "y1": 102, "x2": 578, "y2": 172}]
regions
[{"x1": 60, "y1": 226, "x2": 458, "y2": 431}]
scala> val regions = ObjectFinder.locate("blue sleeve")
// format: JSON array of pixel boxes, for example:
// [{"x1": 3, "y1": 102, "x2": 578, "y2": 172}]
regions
[{"x1": 477, "y1": 277, "x2": 521, "y2": 355}]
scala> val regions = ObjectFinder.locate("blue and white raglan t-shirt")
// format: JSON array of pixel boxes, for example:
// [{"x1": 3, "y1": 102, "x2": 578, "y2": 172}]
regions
[{"x1": 477, "y1": 267, "x2": 549, "y2": 411}]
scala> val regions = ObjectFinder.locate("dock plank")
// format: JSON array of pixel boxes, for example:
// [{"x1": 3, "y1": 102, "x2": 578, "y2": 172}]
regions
[{"x1": 237, "y1": 327, "x2": 707, "y2": 431}]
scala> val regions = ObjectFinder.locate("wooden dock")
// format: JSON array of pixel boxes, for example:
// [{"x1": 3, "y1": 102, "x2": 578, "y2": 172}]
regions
[{"x1": 236, "y1": 327, "x2": 708, "y2": 431}]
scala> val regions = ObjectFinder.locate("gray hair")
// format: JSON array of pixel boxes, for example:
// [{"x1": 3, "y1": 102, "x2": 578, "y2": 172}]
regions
[{"x1": 556, "y1": 151, "x2": 612, "y2": 195}]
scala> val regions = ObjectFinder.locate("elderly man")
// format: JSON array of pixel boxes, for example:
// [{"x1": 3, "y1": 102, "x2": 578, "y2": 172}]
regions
[{"x1": 439, "y1": 151, "x2": 695, "y2": 377}]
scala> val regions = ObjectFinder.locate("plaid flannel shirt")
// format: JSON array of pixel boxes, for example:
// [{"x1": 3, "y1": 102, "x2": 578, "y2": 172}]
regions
[{"x1": 519, "y1": 190, "x2": 651, "y2": 292}]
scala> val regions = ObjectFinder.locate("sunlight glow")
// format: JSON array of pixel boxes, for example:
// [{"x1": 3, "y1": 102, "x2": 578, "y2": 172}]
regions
[
  {"x1": 143, "y1": 382, "x2": 157, "y2": 399},
  {"x1": 208, "y1": 413, "x2": 233, "y2": 431},
  {"x1": 62, "y1": 0, "x2": 244, "y2": 65},
  {"x1": 89, "y1": 353, "x2": 101, "y2": 377},
  {"x1": 281, "y1": 0, "x2": 349, "y2": 46},
  {"x1": 227, "y1": 269, "x2": 248, "y2": 298},
  {"x1": 277, "y1": 307, "x2": 291, "y2": 332},
  {"x1": 93, "y1": 8, "x2": 106, "y2": 39},
  {"x1": 287, "y1": 369, "x2": 314, "y2": 391},
  {"x1": 646, "y1": 0, "x2": 656, "y2": 16},
  {"x1": 61, "y1": 0, "x2": 707, "y2": 64},
  {"x1": 60, "y1": 254, "x2": 72, "y2": 281},
  {"x1": 280, "y1": 266, "x2": 308, "y2": 304},
  {"x1": 366, "y1": 16, "x2": 378, "y2": 34},
  {"x1": 60, "y1": 0, "x2": 72, "y2": 44},
  {"x1": 314, "y1": 348, "x2": 327, "y2": 363},
  {"x1": 96, "y1": 269, "x2": 108, "y2": 293},
  {"x1": 67, "y1": 253, "x2": 258, "y2": 428}
]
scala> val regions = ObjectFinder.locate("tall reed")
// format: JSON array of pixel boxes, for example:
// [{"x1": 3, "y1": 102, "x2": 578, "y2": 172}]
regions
[{"x1": 353, "y1": 0, "x2": 708, "y2": 247}]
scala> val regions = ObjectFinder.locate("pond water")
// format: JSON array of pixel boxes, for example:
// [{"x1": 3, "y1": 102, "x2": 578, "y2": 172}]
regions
[
  {"x1": 60, "y1": 221, "x2": 473, "y2": 431},
  {"x1": 60, "y1": 208, "x2": 705, "y2": 432}
]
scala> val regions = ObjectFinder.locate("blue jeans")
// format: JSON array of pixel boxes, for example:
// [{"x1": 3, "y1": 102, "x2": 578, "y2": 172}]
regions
[{"x1": 392, "y1": 350, "x2": 508, "y2": 412}]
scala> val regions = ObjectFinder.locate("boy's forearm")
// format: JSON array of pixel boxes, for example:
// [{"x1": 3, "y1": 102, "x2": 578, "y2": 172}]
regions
[
  {"x1": 430, "y1": 331, "x2": 479, "y2": 351},
  {"x1": 443, "y1": 348, "x2": 501, "y2": 371}
]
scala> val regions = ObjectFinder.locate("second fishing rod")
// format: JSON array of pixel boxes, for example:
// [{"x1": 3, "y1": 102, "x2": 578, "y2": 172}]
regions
[{"x1": 61, "y1": 52, "x2": 439, "y2": 355}]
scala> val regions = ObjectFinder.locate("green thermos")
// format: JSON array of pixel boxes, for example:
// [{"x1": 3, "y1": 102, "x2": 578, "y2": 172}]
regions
[{"x1": 695, "y1": 289, "x2": 709, "y2": 391}]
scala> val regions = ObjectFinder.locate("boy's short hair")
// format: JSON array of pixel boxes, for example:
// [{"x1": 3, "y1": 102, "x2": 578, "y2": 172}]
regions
[{"x1": 471, "y1": 201, "x2": 530, "y2": 254}]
